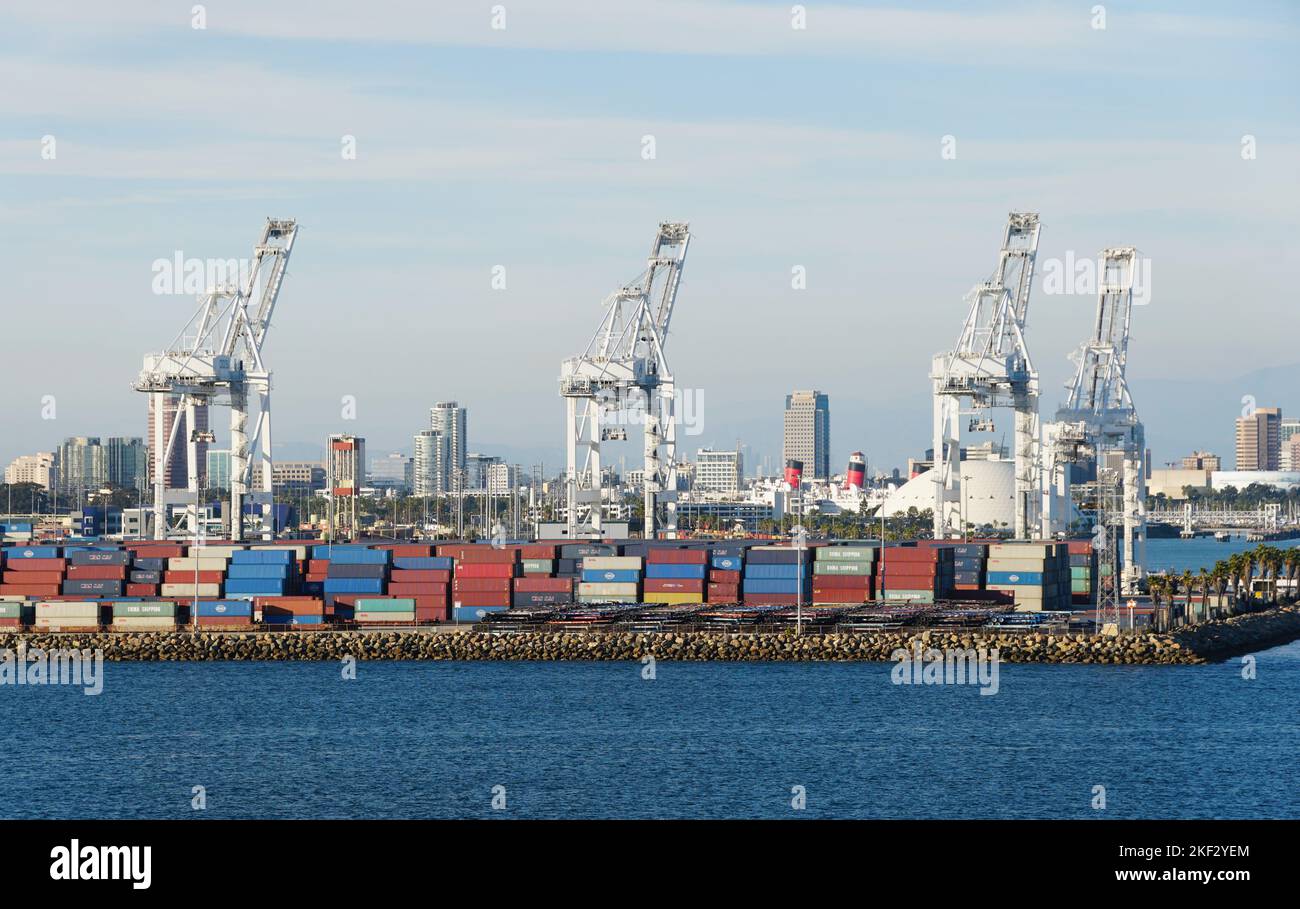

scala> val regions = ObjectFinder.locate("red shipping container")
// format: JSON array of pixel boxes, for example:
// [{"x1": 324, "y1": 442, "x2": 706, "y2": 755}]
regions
[
  {"x1": 126, "y1": 584, "x2": 158, "y2": 597},
  {"x1": 164, "y1": 570, "x2": 224, "y2": 584},
  {"x1": 0, "y1": 584, "x2": 59, "y2": 596},
  {"x1": 3, "y1": 558, "x2": 65, "y2": 571},
  {"x1": 455, "y1": 563, "x2": 516, "y2": 579},
  {"x1": 709, "y1": 569, "x2": 741, "y2": 583},
  {"x1": 707, "y1": 583, "x2": 740, "y2": 602},
  {"x1": 0, "y1": 618, "x2": 21, "y2": 629},
  {"x1": 388, "y1": 583, "x2": 449, "y2": 597},
  {"x1": 390, "y1": 544, "x2": 433, "y2": 558},
  {"x1": 519, "y1": 544, "x2": 557, "y2": 559},
  {"x1": 880, "y1": 563, "x2": 943, "y2": 577},
  {"x1": 880, "y1": 548, "x2": 940, "y2": 563},
  {"x1": 514, "y1": 577, "x2": 573, "y2": 593},
  {"x1": 810, "y1": 574, "x2": 873, "y2": 589},
  {"x1": 3, "y1": 571, "x2": 62, "y2": 584},
  {"x1": 452, "y1": 578, "x2": 512, "y2": 593},
  {"x1": 389, "y1": 569, "x2": 451, "y2": 583},
  {"x1": 415, "y1": 603, "x2": 449, "y2": 623},
  {"x1": 646, "y1": 548, "x2": 708, "y2": 565},
  {"x1": 66, "y1": 566, "x2": 127, "y2": 580},
  {"x1": 130, "y1": 545, "x2": 184, "y2": 559},
  {"x1": 452, "y1": 591, "x2": 511, "y2": 608},
  {"x1": 812, "y1": 591, "x2": 868, "y2": 604},
  {"x1": 304, "y1": 560, "x2": 329, "y2": 572},
  {"x1": 456, "y1": 547, "x2": 519, "y2": 564},
  {"x1": 644, "y1": 578, "x2": 704, "y2": 594}
]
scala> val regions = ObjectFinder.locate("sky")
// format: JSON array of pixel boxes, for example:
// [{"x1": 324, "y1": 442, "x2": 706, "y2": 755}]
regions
[{"x1": 1, "y1": 0, "x2": 1297, "y2": 478}]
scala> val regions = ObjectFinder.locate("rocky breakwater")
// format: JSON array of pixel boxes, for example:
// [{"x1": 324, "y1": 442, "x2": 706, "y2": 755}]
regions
[
  {"x1": 1172, "y1": 604, "x2": 1300, "y2": 660},
  {"x1": 0, "y1": 627, "x2": 1203, "y2": 664}
]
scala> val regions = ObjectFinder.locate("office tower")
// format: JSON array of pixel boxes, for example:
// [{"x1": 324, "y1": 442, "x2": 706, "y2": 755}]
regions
[
  {"x1": 694, "y1": 449, "x2": 743, "y2": 494},
  {"x1": 105, "y1": 437, "x2": 148, "y2": 490},
  {"x1": 430, "y1": 402, "x2": 467, "y2": 478},
  {"x1": 147, "y1": 394, "x2": 209, "y2": 488},
  {"x1": 783, "y1": 390, "x2": 830, "y2": 480},
  {"x1": 414, "y1": 430, "x2": 451, "y2": 496},
  {"x1": 1235, "y1": 407, "x2": 1281, "y2": 470},
  {"x1": 57, "y1": 437, "x2": 106, "y2": 494}
]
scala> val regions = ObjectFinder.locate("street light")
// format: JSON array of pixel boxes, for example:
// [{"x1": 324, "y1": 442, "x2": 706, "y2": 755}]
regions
[
  {"x1": 791, "y1": 523, "x2": 808, "y2": 635},
  {"x1": 190, "y1": 429, "x2": 217, "y2": 631}
]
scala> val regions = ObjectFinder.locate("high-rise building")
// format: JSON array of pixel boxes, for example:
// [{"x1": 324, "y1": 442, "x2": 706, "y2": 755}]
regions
[
  {"x1": 783, "y1": 390, "x2": 830, "y2": 480},
  {"x1": 486, "y1": 462, "x2": 519, "y2": 495},
  {"x1": 413, "y1": 430, "x2": 451, "y2": 496},
  {"x1": 430, "y1": 402, "x2": 467, "y2": 478},
  {"x1": 1181, "y1": 451, "x2": 1222, "y2": 472},
  {"x1": 147, "y1": 395, "x2": 209, "y2": 489},
  {"x1": 694, "y1": 449, "x2": 743, "y2": 495},
  {"x1": 4, "y1": 452, "x2": 57, "y2": 490},
  {"x1": 104, "y1": 437, "x2": 148, "y2": 490},
  {"x1": 1235, "y1": 407, "x2": 1281, "y2": 470},
  {"x1": 1281, "y1": 419, "x2": 1300, "y2": 470},
  {"x1": 57, "y1": 437, "x2": 106, "y2": 494},
  {"x1": 206, "y1": 450, "x2": 231, "y2": 490},
  {"x1": 466, "y1": 452, "x2": 503, "y2": 489},
  {"x1": 328, "y1": 435, "x2": 366, "y2": 494}
]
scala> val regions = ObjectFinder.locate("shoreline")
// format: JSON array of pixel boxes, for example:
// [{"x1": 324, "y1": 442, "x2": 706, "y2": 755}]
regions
[{"x1": 4, "y1": 605, "x2": 1298, "y2": 664}]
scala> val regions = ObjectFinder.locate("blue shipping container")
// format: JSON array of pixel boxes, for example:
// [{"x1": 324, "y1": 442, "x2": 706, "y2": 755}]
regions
[
  {"x1": 645, "y1": 563, "x2": 707, "y2": 580},
  {"x1": 230, "y1": 549, "x2": 295, "y2": 565},
  {"x1": 9, "y1": 546, "x2": 61, "y2": 560},
  {"x1": 744, "y1": 563, "x2": 810, "y2": 580},
  {"x1": 225, "y1": 565, "x2": 291, "y2": 579},
  {"x1": 711, "y1": 555, "x2": 743, "y2": 571},
  {"x1": 580, "y1": 569, "x2": 640, "y2": 584},
  {"x1": 987, "y1": 570, "x2": 1047, "y2": 586},
  {"x1": 196, "y1": 600, "x2": 254, "y2": 617},
  {"x1": 742, "y1": 578, "x2": 810, "y2": 595},
  {"x1": 323, "y1": 578, "x2": 384, "y2": 594},
  {"x1": 225, "y1": 579, "x2": 287, "y2": 595},
  {"x1": 453, "y1": 605, "x2": 508, "y2": 623}
]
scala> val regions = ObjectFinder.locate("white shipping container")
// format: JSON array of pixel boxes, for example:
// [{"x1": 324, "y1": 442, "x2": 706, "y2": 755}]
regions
[
  {"x1": 34, "y1": 618, "x2": 99, "y2": 629},
  {"x1": 112, "y1": 616, "x2": 179, "y2": 629},
  {"x1": 198, "y1": 546, "x2": 247, "y2": 558},
  {"x1": 355, "y1": 611, "x2": 415, "y2": 622},
  {"x1": 36, "y1": 602, "x2": 99, "y2": 618},
  {"x1": 253, "y1": 544, "x2": 308, "y2": 559},
  {"x1": 986, "y1": 558, "x2": 1053, "y2": 572},
  {"x1": 577, "y1": 582, "x2": 640, "y2": 597},
  {"x1": 989, "y1": 543, "x2": 1060, "y2": 559},
  {"x1": 160, "y1": 583, "x2": 222, "y2": 598},
  {"x1": 167, "y1": 557, "x2": 230, "y2": 571},
  {"x1": 582, "y1": 556, "x2": 643, "y2": 570}
]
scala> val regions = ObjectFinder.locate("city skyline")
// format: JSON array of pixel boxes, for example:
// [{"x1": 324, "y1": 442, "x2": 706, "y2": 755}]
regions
[{"x1": 1, "y1": 2, "x2": 1297, "y2": 475}]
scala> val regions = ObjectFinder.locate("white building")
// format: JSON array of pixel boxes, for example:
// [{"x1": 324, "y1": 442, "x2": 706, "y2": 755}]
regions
[
  {"x1": 4, "y1": 452, "x2": 57, "y2": 490},
  {"x1": 694, "y1": 449, "x2": 743, "y2": 495}
]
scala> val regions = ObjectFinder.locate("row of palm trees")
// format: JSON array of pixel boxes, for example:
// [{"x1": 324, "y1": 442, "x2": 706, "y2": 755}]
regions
[{"x1": 1146, "y1": 544, "x2": 1300, "y2": 621}]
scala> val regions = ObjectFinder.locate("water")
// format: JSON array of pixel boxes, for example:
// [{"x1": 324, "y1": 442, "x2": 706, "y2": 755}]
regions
[
  {"x1": 2, "y1": 641, "x2": 1298, "y2": 819},
  {"x1": 1145, "y1": 536, "x2": 1300, "y2": 575}
]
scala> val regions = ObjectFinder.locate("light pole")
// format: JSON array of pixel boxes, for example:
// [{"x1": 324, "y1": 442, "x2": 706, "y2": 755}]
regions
[
  {"x1": 792, "y1": 523, "x2": 807, "y2": 635},
  {"x1": 191, "y1": 429, "x2": 216, "y2": 631}
]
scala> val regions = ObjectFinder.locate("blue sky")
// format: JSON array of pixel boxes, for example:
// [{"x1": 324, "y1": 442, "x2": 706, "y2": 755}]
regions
[{"x1": 1, "y1": 0, "x2": 1297, "y2": 477}]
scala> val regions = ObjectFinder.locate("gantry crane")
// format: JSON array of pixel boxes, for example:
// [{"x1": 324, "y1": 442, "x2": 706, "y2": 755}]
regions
[
  {"x1": 930, "y1": 213, "x2": 1042, "y2": 539},
  {"x1": 133, "y1": 219, "x2": 298, "y2": 541},
  {"x1": 559, "y1": 223, "x2": 690, "y2": 539},
  {"x1": 1047, "y1": 247, "x2": 1146, "y2": 593}
]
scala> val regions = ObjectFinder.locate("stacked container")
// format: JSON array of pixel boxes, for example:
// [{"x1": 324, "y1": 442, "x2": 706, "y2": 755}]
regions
[
  {"x1": 950, "y1": 543, "x2": 989, "y2": 592},
  {"x1": 643, "y1": 547, "x2": 707, "y2": 605},
  {"x1": 259, "y1": 596, "x2": 328, "y2": 626},
  {"x1": 1, "y1": 546, "x2": 64, "y2": 598},
  {"x1": 35, "y1": 601, "x2": 99, "y2": 631},
  {"x1": 195, "y1": 599, "x2": 255, "y2": 629},
  {"x1": 321, "y1": 545, "x2": 389, "y2": 600},
  {"x1": 451, "y1": 545, "x2": 517, "y2": 618},
  {"x1": 578, "y1": 554, "x2": 642, "y2": 604},
  {"x1": 225, "y1": 548, "x2": 297, "y2": 598},
  {"x1": 1067, "y1": 540, "x2": 1097, "y2": 606},
  {"x1": 811, "y1": 544, "x2": 876, "y2": 604},
  {"x1": 354, "y1": 597, "x2": 416, "y2": 624},
  {"x1": 389, "y1": 550, "x2": 452, "y2": 621},
  {"x1": 985, "y1": 542, "x2": 1071, "y2": 611},
  {"x1": 111, "y1": 601, "x2": 178, "y2": 631},
  {"x1": 707, "y1": 546, "x2": 744, "y2": 604},
  {"x1": 879, "y1": 545, "x2": 953, "y2": 603},
  {"x1": 742, "y1": 546, "x2": 810, "y2": 605},
  {"x1": 163, "y1": 549, "x2": 228, "y2": 599}
]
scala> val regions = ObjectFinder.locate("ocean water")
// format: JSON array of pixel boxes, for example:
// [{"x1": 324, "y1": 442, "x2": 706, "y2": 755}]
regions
[
  {"x1": 2, "y1": 641, "x2": 1298, "y2": 819},
  {"x1": 1145, "y1": 536, "x2": 1300, "y2": 575}
]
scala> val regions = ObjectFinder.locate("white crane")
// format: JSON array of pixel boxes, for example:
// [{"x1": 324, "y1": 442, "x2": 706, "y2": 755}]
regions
[
  {"x1": 930, "y1": 213, "x2": 1042, "y2": 539},
  {"x1": 1048, "y1": 246, "x2": 1146, "y2": 593},
  {"x1": 134, "y1": 219, "x2": 298, "y2": 541},
  {"x1": 559, "y1": 222, "x2": 690, "y2": 539}
]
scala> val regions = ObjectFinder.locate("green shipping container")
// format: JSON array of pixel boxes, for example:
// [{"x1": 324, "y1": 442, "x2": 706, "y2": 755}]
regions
[
  {"x1": 353, "y1": 598, "x2": 417, "y2": 612},
  {"x1": 816, "y1": 547, "x2": 877, "y2": 562},
  {"x1": 521, "y1": 559, "x2": 554, "y2": 574},
  {"x1": 0, "y1": 603, "x2": 21, "y2": 618},
  {"x1": 113, "y1": 601, "x2": 178, "y2": 617},
  {"x1": 813, "y1": 561, "x2": 872, "y2": 575}
]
